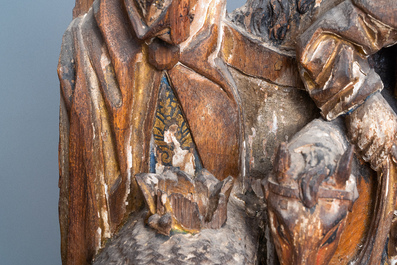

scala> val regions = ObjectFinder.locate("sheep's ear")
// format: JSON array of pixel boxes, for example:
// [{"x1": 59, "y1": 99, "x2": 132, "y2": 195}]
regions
[
  {"x1": 135, "y1": 173, "x2": 158, "y2": 215},
  {"x1": 274, "y1": 142, "x2": 291, "y2": 184},
  {"x1": 335, "y1": 145, "x2": 354, "y2": 188}
]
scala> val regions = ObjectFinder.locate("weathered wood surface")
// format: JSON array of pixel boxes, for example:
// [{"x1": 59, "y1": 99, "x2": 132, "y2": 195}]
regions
[
  {"x1": 73, "y1": 0, "x2": 94, "y2": 18},
  {"x1": 136, "y1": 168, "x2": 233, "y2": 235},
  {"x1": 59, "y1": 0, "x2": 397, "y2": 264},
  {"x1": 229, "y1": 66, "x2": 318, "y2": 182},
  {"x1": 293, "y1": 3, "x2": 397, "y2": 262},
  {"x1": 58, "y1": 0, "x2": 250, "y2": 262},
  {"x1": 263, "y1": 119, "x2": 376, "y2": 264},
  {"x1": 92, "y1": 196, "x2": 259, "y2": 265}
]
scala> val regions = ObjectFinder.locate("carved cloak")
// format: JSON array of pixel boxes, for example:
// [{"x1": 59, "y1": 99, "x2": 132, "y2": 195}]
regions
[{"x1": 58, "y1": 0, "x2": 242, "y2": 263}]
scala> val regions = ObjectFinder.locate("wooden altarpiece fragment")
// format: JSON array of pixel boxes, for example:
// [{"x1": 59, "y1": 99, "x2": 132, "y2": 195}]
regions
[{"x1": 58, "y1": 0, "x2": 397, "y2": 264}]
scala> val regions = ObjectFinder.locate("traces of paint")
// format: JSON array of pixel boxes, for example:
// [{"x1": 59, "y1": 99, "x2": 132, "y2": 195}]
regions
[
  {"x1": 125, "y1": 142, "x2": 133, "y2": 206},
  {"x1": 271, "y1": 111, "x2": 278, "y2": 134},
  {"x1": 248, "y1": 127, "x2": 256, "y2": 169},
  {"x1": 156, "y1": 162, "x2": 165, "y2": 175},
  {"x1": 346, "y1": 174, "x2": 359, "y2": 201},
  {"x1": 161, "y1": 193, "x2": 167, "y2": 205},
  {"x1": 103, "y1": 181, "x2": 109, "y2": 201},
  {"x1": 101, "y1": 177, "x2": 111, "y2": 238},
  {"x1": 101, "y1": 207, "x2": 111, "y2": 238},
  {"x1": 100, "y1": 48, "x2": 112, "y2": 70},
  {"x1": 146, "y1": 174, "x2": 159, "y2": 185},
  {"x1": 262, "y1": 138, "x2": 267, "y2": 157},
  {"x1": 280, "y1": 115, "x2": 285, "y2": 125},
  {"x1": 257, "y1": 114, "x2": 263, "y2": 123},
  {"x1": 288, "y1": 200, "x2": 301, "y2": 214},
  {"x1": 164, "y1": 125, "x2": 193, "y2": 174},
  {"x1": 179, "y1": 0, "x2": 209, "y2": 51},
  {"x1": 92, "y1": 123, "x2": 96, "y2": 139},
  {"x1": 207, "y1": 0, "x2": 225, "y2": 67},
  {"x1": 206, "y1": 104, "x2": 213, "y2": 115},
  {"x1": 314, "y1": 0, "x2": 323, "y2": 8},
  {"x1": 242, "y1": 140, "x2": 246, "y2": 178},
  {"x1": 345, "y1": 62, "x2": 366, "y2": 103},
  {"x1": 164, "y1": 125, "x2": 196, "y2": 176},
  {"x1": 152, "y1": 75, "x2": 201, "y2": 176},
  {"x1": 97, "y1": 227, "x2": 102, "y2": 250},
  {"x1": 300, "y1": 215, "x2": 309, "y2": 231},
  {"x1": 135, "y1": 52, "x2": 143, "y2": 63},
  {"x1": 329, "y1": 131, "x2": 346, "y2": 153},
  {"x1": 149, "y1": 135, "x2": 157, "y2": 173}
]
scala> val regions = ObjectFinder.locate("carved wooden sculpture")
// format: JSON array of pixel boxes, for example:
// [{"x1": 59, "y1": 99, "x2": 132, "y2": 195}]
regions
[
  {"x1": 58, "y1": 0, "x2": 397, "y2": 264},
  {"x1": 264, "y1": 120, "x2": 397, "y2": 265},
  {"x1": 231, "y1": 0, "x2": 397, "y2": 263},
  {"x1": 295, "y1": 2, "x2": 397, "y2": 263},
  {"x1": 264, "y1": 119, "x2": 360, "y2": 264},
  {"x1": 92, "y1": 195, "x2": 259, "y2": 264},
  {"x1": 58, "y1": 0, "x2": 252, "y2": 262},
  {"x1": 136, "y1": 168, "x2": 233, "y2": 235}
]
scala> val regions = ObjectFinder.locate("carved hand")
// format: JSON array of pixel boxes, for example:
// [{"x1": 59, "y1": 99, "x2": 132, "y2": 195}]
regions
[
  {"x1": 296, "y1": 0, "x2": 397, "y2": 172},
  {"x1": 346, "y1": 92, "x2": 397, "y2": 171}
]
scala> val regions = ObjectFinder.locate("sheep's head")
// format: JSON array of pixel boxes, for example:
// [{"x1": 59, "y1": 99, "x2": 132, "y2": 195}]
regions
[{"x1": 264, "y1": 120, "x2": 358, "y2": 265}]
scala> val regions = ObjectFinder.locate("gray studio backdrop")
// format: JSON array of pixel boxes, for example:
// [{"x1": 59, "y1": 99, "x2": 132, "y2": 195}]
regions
[{"x1": 0, "y1": 1, "x2": 244, "y2": 264}]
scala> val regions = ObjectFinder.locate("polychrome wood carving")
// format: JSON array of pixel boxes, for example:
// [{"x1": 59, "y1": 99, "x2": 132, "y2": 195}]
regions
[
  {"x1": 136, "y1": 168, "x2": 233, "y2": 235},
  {"x1": 58, "y1": 0, "x2": 397, "y2": 264},
  {"x1": 264, "y1": 120, "x2": 359, "y2": 264}
]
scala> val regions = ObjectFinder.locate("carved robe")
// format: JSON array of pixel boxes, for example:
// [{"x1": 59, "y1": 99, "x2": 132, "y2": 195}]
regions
[
  {"x1": 295, "y1": 1, "x2": 397, "y2": 263},
  {"x1": 57, "y1": 0, "x2": 242, "y2": 263},
  {"x1": 58, "y1": 0, "x2": 397, "y2": 264},
  {"x1": 296, "y1": 0, "x2": 397, "y2": 171}
]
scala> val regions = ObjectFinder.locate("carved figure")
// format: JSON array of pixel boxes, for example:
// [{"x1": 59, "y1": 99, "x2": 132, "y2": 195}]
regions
[
  {"x1": 58, "y1": 0, "x2": 246, "y2": 263},
  {"x1": 297, "y1": 0, "x2": 397, "y2": 168},
  {"x1": 232, "y1": 0, "x2": 397, "y2": 263},
  {"x1": 58, "y1": 0, "x2": 397, "y2": 264},
  {"x1": 296, "y1": 1, "x2": 397, "y2": 263}
]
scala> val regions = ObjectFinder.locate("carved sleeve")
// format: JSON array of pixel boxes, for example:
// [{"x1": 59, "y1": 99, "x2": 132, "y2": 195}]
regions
[
  {"x1": 57, "y1": 18, "x2": 78, "y2": 264},
  {"x1": 58, "y1": 18, "x2": 80, "y2": 116},
  {"x1": 296, "y1": 0, "x2": 397, "y2": 120},
  {"x1": 352, "y1": 0, "x2": 397, "y2": 31}
]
